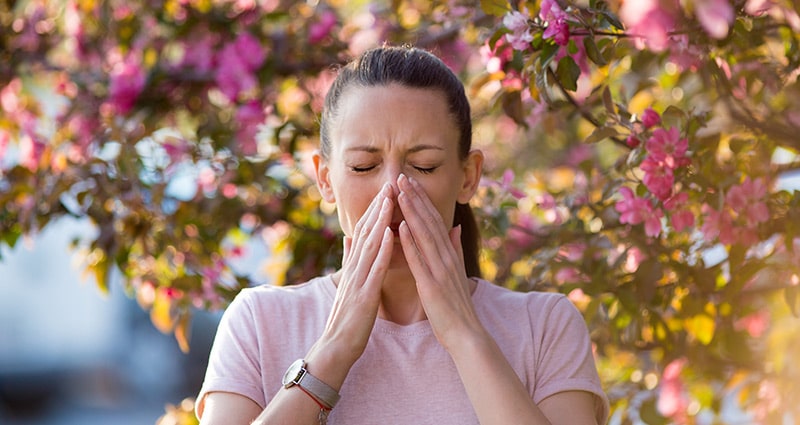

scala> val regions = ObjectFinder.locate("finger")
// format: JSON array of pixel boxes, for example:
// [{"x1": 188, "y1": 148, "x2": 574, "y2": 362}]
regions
[
  {"x1": 346, "y1": 184, "x2": 390, "y2": 269},
  {"x1": 397, "y1": 175, "x2": 453, "y2": 263},
  {"x1": 449, "y1": 224, "x2": 466, "y2": 272},
  {"x1": 398, "y1": 174, "x2": 448, "y2": 232},
  {"x1": 354, "y1": 195, "x2": 393, "y2": 275},
  {"x1": 366, "y1": 226, "x2": 394, "y2": 283},
  {"x1": 350, "y1": 184, "x2": 389, "y2": 247},
  {"x1": 398, "y1": 219, "x2": 432, "y2": 281},
  {"x1": 342, "y1": 236, "x2": 353, "y2": 264}
]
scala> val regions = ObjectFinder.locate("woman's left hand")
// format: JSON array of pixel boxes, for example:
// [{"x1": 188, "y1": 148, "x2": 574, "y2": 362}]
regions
[{"x1": 396, "y1": 173, "x2": 487, "y2": 352}]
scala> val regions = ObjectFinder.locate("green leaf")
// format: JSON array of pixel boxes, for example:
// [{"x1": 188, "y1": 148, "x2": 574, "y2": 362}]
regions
[
  {"x1": 583, "y1": 36, "x2": 607, "y2": 66},
  {"x1": 556, "y1": 56, "x2": 581, "y2": 91},
  {"x1": 602, "y1": 85, "x2": 615, "y2": 115},
  {"x1": 489, "y1": 29, "x2": 509, "y2": 51},
  {"x1": 661, "y1": 105, "x2": 688, "y2": 128},
  {"x1": 501, "y1": 91, "x2": 525, "y2": 126},
  {"x1": 539, "y1": 42, "x2": 560, "y2": 68},
  {"x1": 584, "y1": 126, "x2": 619, "y2": 144},
  {"x1": 600, "y1": 10, "x2": 625, "y2": 31},
  {"x1": 480, "y1": 0, "x2": 510, "y2": 17}
]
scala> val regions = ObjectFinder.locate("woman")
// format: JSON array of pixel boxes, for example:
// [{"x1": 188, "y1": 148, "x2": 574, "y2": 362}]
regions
[{"x1": 196, "y1": 46, "x2": 608, "y2": 425}]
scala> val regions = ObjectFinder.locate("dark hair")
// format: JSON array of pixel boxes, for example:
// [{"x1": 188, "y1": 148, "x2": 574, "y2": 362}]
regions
[{"x1": 320, "y1": 46, "x2": 481, "y2": 278}]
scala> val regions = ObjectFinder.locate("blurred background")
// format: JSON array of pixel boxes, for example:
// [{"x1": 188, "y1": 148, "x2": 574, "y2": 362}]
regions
[{"x1": 0, "y1": 217, "x2": 219, "y2": 425}]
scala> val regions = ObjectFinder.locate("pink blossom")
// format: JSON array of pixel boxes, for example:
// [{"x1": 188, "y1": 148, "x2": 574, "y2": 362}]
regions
[
  {"x1": 215, "y1": 33, "x2": 266, "y2": 101},
  {"x1": 235, "y1": 101, "x2": 266, "y2": 156},
  {"x1": 695, "y1": 0, "x2": 734, "y2": 39},
  {"x1": 615, "y1": 187, "x2": 663, "y2": 237},
  {"x1": 626, "y1": 135, "x2": 641, "y2": 148},
  {"x1": 162, "y1": 137, "x2": 190, "y2": 164},
  {"x1": 646, "y1": 127, "x2": 688, "y2": 169},
  {"x1": 664, "y1": 192, "x2": 695, "y2": 232},
  {"x1": 507, "y1": 213, "x2": 538, "y2": 254},
  {"x1": 222, "y1": 183, "x2": 238, "y2": 199},
  {"x1": 233, "y1": 32, "x2": 266, "y2": 70},
  {"x1": 725, "y1": 177, "x2": 770, "y2": 227},
  {"x1": 503, "y1": 10, "x2": 529, "y2": 33},
  {"x1": 701, "y1": 203, "x2": 737, "y2": 245},
  {"x1": 484, "y1": 168, "x2": 525, "y2": 199},
  {"x1": 745, "y1": 0, "x2": 773, "y2": 16},
  {"x1": 539, "y1": 0, "x2": 568, "y2": 22},
  {"x1": 702, "y1": 180, "x2": 766, "y2": 246},
  {"x1": 554, "y1": 267, "x2": 588, "y2": 285},
  {"x1": 64, "y1": 0, "x2": 84, "y2": 40},
  {"x1": 623, "y1": 246, "x2": 646, "y2": 273},
  {"x1": 481, "y1": 38, "x2": 513, "y2": 74},
  {"x1": 567, "y1": 288, "x2": 590, "y2": 305},
  {"x1": 641, "y1": 156, "x2": 674, "y2": 200},
  {"x1": 197, "y1": 166, "x2": 218, "y2": 195},
  {"x1": 181, "y1": 33, "x2": 217, "y2": 73},
  {"x1": 505, "y1": 28, "x2": 534, "y2": 50},
  {"x1": 539, "y1": 1, "x2": 572, "y2": 46},
  {"x1": 668, "y1": 34, "x2": 704, "y2": 72},
  {"x1": 108, "y1": 52, "x2": 147, "y2": 114},
  {"x1": 65, "y1": 114, "x2": 97, "y2": 162},
  {"x1": 620, "y1": 0, "x2": 677, "y2": 52},
  {"x1": 503, "y1": 9, "x2": 534, "y2": 50},
  {"x1": 309, "y1": 10, "x2": 337, "y2": 44},
  {"x1": 501, "y1": 169, "x2": 525, "y2": 199},
  {"x1": 658, "y1": 358, "x2": 689, "y2": 421},
  {"x1": 558, "y1": 242, "x2": 586, "y2": 262},
  {"x1": 641, "y1": 107, "x2": 661, "y2": 129},
  {"x1": 1, "y1": 78, "x2": 22, "y2": 114},
  {"x1": 734, "y1": 310, "x2": 770, "y2": 338},
  {"x1": 0, "y1": 129, "x2": 9, "y2": 165},
  {"x1": 752, "y1": 380, "x2": 781, "y2": 422},
  {"x1": 19, "y1": 132, "x2": 46, "y2": 172}
]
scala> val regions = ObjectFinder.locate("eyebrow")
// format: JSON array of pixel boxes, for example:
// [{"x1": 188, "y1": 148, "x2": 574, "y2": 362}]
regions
[{"x1": 344, "y1": 144, "x2": 445, "y2": 154}]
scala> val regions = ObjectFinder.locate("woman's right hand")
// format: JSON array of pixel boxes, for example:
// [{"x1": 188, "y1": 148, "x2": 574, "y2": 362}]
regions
[
  {"x1": 241, "y1": 185, "x2": 395, "y2": 425},
  {"x1": 309, "y1": 182, "x2": 395, "y2": 368}
]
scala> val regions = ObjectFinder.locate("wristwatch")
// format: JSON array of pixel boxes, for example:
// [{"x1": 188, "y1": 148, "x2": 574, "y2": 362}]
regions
[{"x1": 282, "y1": 359, "x2": 341, "y2": 409}]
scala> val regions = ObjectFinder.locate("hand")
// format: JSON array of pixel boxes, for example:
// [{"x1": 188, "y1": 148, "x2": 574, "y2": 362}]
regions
[
  {"x1": 317, "y1": 183, "x2": 395, "y2": 365},
  {"x1": 396, "y1": 174, "x2": 486, "y2": 352}
]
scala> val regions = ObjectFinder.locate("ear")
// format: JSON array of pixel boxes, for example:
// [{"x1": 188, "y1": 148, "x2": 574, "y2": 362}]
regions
[
  {"x1": 313, "y1": 150, "x2": 336, "y2": 203},
  {"x1": 457, "y1": 149, "x2": 484, "y2": 204}
]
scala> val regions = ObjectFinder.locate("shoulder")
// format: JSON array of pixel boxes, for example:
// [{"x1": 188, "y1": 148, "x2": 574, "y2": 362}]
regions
[
  {"x1": 224, "y1": 275, "x2": 335, "y2": 320},
  {"x1": 472, "y1": 279, "x2": 586, "y2": 338},
  {"x1": 474, "y1": 278, "x2": 572, "y2": 315}
]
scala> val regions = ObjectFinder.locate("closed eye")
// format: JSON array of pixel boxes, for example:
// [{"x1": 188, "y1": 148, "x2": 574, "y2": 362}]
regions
[
  {"x1": 351, "y1": 165, "x2": 376, "y2": 173},
  {"x1": 414, "y1": 166, "x2": 437, "y2": 174}
]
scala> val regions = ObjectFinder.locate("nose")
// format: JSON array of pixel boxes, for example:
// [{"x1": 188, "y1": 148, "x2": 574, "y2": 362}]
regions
[{"x1": 381, "y1": 164, "x2": 402, "y2": 199}]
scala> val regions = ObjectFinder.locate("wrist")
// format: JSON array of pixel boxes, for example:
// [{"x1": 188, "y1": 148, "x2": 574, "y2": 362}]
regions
[
  {"x1": 303, "y1": 338, "x2": 358, "y2": 391},
  {"x1": 443, "y1": 326, "x2": 495, "y2": 361}
]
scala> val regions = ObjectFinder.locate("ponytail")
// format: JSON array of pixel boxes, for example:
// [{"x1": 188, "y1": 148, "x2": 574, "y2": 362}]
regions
[{"x1": 454, "y1": 202, "x2": 481, "y2": 278}]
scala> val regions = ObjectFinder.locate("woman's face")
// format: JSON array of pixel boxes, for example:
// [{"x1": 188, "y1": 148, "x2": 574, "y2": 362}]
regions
[{"x1": 315, "y1": 83, "x2": 481, "y2": 250}]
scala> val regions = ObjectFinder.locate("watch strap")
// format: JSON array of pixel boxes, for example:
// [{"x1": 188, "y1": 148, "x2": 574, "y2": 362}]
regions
[{"x1": 297, "y1": 368, "x2": 340, "y2": 409}]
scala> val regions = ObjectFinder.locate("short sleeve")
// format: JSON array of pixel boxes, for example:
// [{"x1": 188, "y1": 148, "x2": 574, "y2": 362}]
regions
[
  {"x1": 195, "y1": 290, "x2": 265, "y2": 418},
  {"x1": 533, "y1": 295, "x2": 609, "y2": 424}
]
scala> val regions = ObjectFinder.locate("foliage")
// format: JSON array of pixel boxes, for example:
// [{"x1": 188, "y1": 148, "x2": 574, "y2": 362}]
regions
[{"x1": 2, "y1": 0, "x2": 799, "y2": 423}]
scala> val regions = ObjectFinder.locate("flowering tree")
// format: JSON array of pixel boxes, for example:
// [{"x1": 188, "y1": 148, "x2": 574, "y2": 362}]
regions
[{"x1": 1, "y1": 0, "x2": 799, "y2": 423}]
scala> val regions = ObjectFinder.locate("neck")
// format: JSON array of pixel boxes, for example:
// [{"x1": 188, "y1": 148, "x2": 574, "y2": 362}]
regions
[{"x1": 377, "y1": 266, "x2": 425, "y2": 325}]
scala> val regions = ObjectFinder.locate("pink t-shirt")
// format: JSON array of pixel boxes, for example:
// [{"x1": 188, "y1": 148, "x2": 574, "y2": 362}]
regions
[{"x1": 196, "y1": 276, "x2": 609, "y2": 424}]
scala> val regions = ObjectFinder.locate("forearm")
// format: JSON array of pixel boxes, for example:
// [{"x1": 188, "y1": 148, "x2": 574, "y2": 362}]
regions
[
  {"x1": 449, "y1": 330, "x2": 552, "y2": 425},
  {"x1": 253, "y1": 339, "x2": 355, "y2": 425}
]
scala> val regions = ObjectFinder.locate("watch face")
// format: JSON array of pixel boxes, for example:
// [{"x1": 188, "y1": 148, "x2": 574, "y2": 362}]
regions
[{"x1": 282, "y1": 359, "x2": 305, "y2": 388}]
